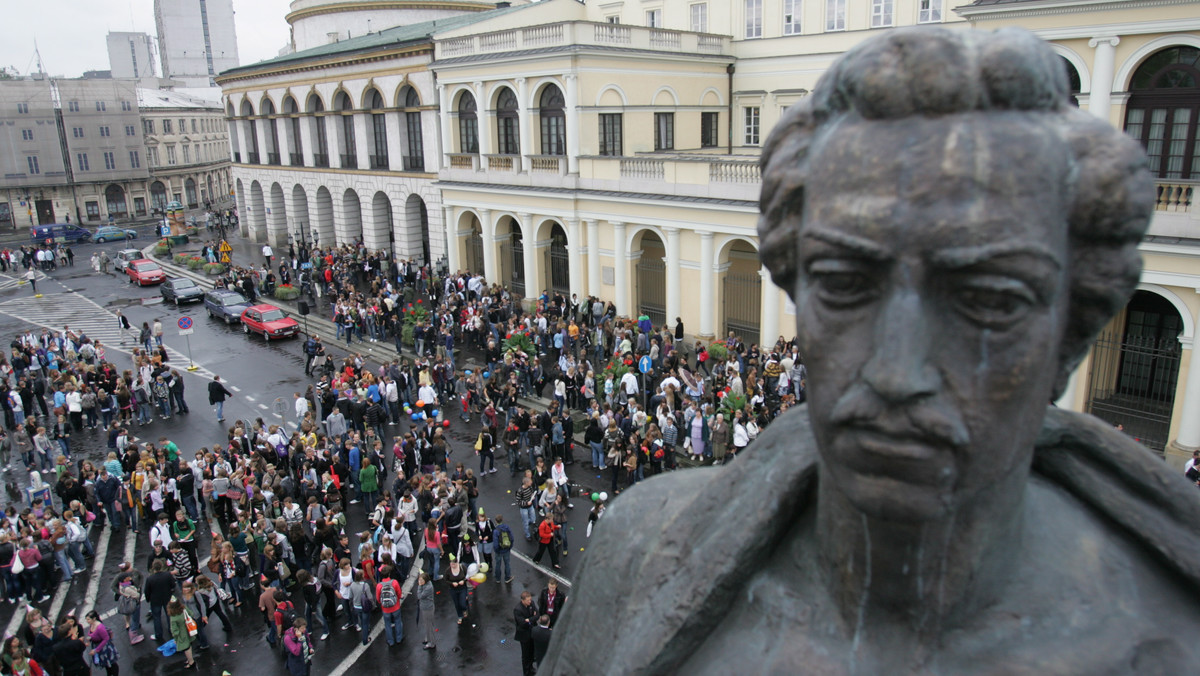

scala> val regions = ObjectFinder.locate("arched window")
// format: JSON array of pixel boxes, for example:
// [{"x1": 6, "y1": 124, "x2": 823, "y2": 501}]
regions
[
  {"x1": 497, "y1": 88, "x2": 519, "y2": 155},
  {"x1": 539, "y1": 85, "x2": 565, "y2": 156},
  {"x1": 336, "y1": 91, "x2": 357, "y2": 168},
  {"x1": 404, "y1": 88, "x2": 424, "y2": 170},
  {"x1": 284, "y1": 96, "x2": 302, "y2": 164},
  {"x1": 1124, "y1": 46, "x2": 1200, "y2": 179},
  {"x1": 262, "y1": 99, "x2": 279, "y2": 164},
  {"x1": 1061, "y1": 56, "x2": 1081, "y2": 108},
  {"x1": 308, "y1": 95, "x2": 329, "y2": 167},
  {"x1": 458, "y1": 92, "x2": 479, "y2": 154},
  {"x1": 367, "y1": 89, "x2": 388, "y2": 169}
]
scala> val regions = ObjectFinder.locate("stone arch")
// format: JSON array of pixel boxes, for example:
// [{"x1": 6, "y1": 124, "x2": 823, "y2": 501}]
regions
[
  {"x1": 539, "y1": 220, "x2": 569, "y2": 297},
  {"x1": 634, "y1": 229, "x2": 667, "y2": 326},
  {"x1": 1137, "y1": 283, "x2": 1196, "y2": 342},
  {"x1": 459, "y1": 209, "x2": 485, "y2": 275},
  {"x1": 267, "y1": 182, "x2": 287, "y2": 248},
  {"x1": 700, "y1": 87, "x2": 724, "y2": 106},
  {"x1": 258, "y1": 92, "x2": 278, "y2": 115},
  {"x1": 399, "y1": 193, "x2": 431, "y2": 266},
  {"x1": 339, "y1": 188, "x2": 363, "y2": 246},
  {"x1": 361, "y1": 84, "x2": 387, "y2": 110},
  {"x1": 652, "y1": 86, "x2": 680, "y2": 107},
  {"x1": 529, "y1": 78, "x2": 563, "y2": 108},
  {"x1": 185, "y1": 177, "x2": 198, "y2": 207},
  {"x1": 391, "y1": 78, "x2": 413, "y2": 108},
  {"x1": 366, "y1": 190, "x2": 392, "y2": 252},
  {"x1": 1116, "y1": 34, "x2": 1200, "y2": 93},
  {"x1": 313, "y1": 185, "x2": 334, "y2": 246},
  {"x1": 238, "y1": 97, "x2": 255, "y2": 117},
  {"x1": 1051, "y1": 45, "x2": 1091, "y2": 94},
  {"x1": 595, "y1": 84, "x2": 628, "y2": 107},
  {"x1": 290, "y1": 184, "x2": 311, "y2": 245},
  {"x1": 104, "y1": 184, "x2": 128, "y2": 219},
  {"x1": 248, "y1": 180, "x2": 267, "y2": 242},
  {"x1": 494, "y1": 213, "x2": 526, "y2": 296}
]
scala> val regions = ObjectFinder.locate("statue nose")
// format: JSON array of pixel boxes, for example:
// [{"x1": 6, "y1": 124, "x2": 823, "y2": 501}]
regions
[{"x1": 861, "y1": 288, "x2": 940, "y2": 403}]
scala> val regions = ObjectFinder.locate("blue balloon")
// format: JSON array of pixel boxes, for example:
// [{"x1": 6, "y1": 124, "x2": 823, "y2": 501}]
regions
[
  {"x1": 464, "y1": 369, "x2": 473, "y2": 375},
  {"x1": 410, "y1": 413, "x2": 420, "y2": 422},
  {"x1": 431, "y1": 409, "x2": 440, "y2": 418},
  {"x1": 482, "y1": 371, "x2": 491, "y2": 379}
]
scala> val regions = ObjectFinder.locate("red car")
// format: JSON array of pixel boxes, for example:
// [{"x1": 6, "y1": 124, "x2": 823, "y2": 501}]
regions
[
  {"x1": 125, "y1": 259, "x2": 165, "y2": 286},
  {"x1": 240, "y1": 304, "x2": 300, "y2": 341}
]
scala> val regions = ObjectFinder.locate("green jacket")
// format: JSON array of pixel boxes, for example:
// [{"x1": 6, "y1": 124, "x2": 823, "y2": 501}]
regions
[
  {"x1": 359, "y1": 464, "x2": 378, "y2": 493},
  {"x1": 169, "y1": 611, "x2": 192, "y2": 651}
]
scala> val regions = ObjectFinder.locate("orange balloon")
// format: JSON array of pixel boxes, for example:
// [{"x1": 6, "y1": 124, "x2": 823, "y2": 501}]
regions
[{"x1": 416, "y1": 400, "x2": 425, "y2": 408}]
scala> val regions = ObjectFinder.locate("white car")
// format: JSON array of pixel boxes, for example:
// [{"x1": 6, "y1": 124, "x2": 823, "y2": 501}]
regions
[{"x1": 114, "y1": 248, "x2": 143, "y2": 272}]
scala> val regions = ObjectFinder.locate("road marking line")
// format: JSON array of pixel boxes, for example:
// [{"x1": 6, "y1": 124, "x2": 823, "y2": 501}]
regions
[
  {"x1": 258, "y1": 404, "x2": 268, "y2": 410},
  {"x1": 3, "y1": 604, "x2": 26, "y2": 639},
  {"x1": 511, "y1": 549, "x2": 573, "y2": 588},
  {"x1": 230, "y1": 386, "x2": 242, "y2": 392},
  {"x1": 244, "y1": 395, "x2": 255, "y2": 402},
  {"x1": 327, "y1": 562, "x2": 423, "y2": 676},
  {"x1": 76, "y1": 523, "x2": 113, "y2": 618}
]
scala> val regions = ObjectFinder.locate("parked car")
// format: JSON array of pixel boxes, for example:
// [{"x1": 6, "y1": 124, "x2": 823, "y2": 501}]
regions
[
  {"x1": 94, "y1": 226, "x2": 138, "y2": 243},
  {"x1": 240, "y1": 303, "x2": 299, "y2": 341},
  {"x1": 160, "y1": 277, "x2": 204, "y2": 304},
  {"x1": 125, "y1": 259, "x2": 165, "y2": 286},
  {"x1": 203, "y1": 289, "x2": 251, "y2": 324},
  {"x1": 30, "y1": 223, "x2": 91, "y2": 244},
  {"x1": 114, "y1": 248, "x2": 143, "y2": 271}
]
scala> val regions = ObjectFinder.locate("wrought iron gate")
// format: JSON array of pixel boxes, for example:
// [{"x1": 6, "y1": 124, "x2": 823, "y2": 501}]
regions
[
  {"x1": 1085, "y1": 330, "x2": 1181, "y2": 454},
  {"x1": 546, "y1": 236, "x2": 569, "y2": 296},
  {"x1": 467, "y1": 231, "x2": 484, "y2": 276},
  {"x1": 500, "y1": 238, "x2": 525, "y2": 297},
  {"x1": 636, "y1": 254, "x2": 666, "y2": 327},
  {"x1": 723, "y1": 272, "x2": 761, "y2": 347}
]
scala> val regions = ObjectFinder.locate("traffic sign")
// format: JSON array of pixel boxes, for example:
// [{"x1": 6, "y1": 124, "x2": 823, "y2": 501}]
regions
[
  {"x1": 638, "y1": 356, "x2": 652, "y2": 374},
  {"x1": 178, "y1": 328, "x2": 194, "y2": 336},
  {"x1": 272, "y1": 397, "x2": 287, "y2": 418},
  {"x1": 219, "y1": 241, "x2": 232, "y2": 252},
  {"x1": 220, "y1": 252, "x2": 230, "y2": 263},
  {"x1": 177, "y1": 316, "x2": 193, "y2": 330}
]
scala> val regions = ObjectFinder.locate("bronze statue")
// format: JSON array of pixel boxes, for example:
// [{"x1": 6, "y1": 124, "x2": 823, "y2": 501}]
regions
[{"x1": 541, "y1": 27, "x2": 1200, "y2": 675}]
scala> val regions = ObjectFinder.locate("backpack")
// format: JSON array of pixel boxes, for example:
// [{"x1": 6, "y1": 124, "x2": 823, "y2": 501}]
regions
[
  {"x1": 358, "y1": 582, "x2": 376, "y2": 613},
  {"x1": 498, "y1": 526, "x2": 512, "y2": 551},
  {"x1": 277, "y1": 600, "x2": 297, "y2": 629},
  {"x1": 117, "y1": 583, "x2": 140, "y2": 614},
  {"x1": 378, "y1": 580, "x2": 398, "y2": 610}
]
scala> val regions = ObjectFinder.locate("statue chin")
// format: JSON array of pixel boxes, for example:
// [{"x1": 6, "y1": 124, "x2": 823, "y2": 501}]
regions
[{"x1": 827, "y1": 472, "x2": 957, "y2": 523}]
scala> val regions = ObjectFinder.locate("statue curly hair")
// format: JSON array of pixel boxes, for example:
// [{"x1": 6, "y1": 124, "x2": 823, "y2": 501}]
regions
[{"x1": 758, "y1": 26, "x2": 1155, "y2": 397}]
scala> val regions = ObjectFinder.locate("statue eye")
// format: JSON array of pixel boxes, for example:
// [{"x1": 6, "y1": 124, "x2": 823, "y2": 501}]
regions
[
  {"x1": 807, "y1": 260, "x2": 877, "y2": 306},
  {"x1": 952, "y1": 280, "x2": 1034, "y2": 327}
]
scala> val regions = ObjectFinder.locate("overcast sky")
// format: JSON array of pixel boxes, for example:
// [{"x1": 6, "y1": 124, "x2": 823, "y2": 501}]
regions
[{"x1": 0, "y1": 0, "x2": 292, "y2": 78}]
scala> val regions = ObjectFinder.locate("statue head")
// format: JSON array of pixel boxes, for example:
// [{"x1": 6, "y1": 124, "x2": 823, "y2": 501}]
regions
[{"x1": 758, "y1": 28, "x2": 1153, "y2": 521}]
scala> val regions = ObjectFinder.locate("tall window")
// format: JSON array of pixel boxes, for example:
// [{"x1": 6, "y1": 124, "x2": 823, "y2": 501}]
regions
[
  {"x1": 20, "y1": 130, "x2": 32, "y2": 141},
  {"x1": 191, "y1": 119, "x2": 198, "y2": 133},
  {"x1": 310, "y1": 97, "x2": 329, "y2": 166},
  {"x1": 163, "y1": 119, "x2": 172, "y2": 134},
  {"x1": 404, "y1": 88, "x2": 424, "y2": 171},
  {"x1": 100, "y1": 126, "x2": 110, "y2": 137},
  {"x1": 654, "y1": 113, "x2": 675, "y2": 151},
  {"x1": 77, "y1": 153, "x2": 89, "y2": 171},
  {"x1": 337, "y1": 93, "x2": 356, "y2": 167},
  {"x1": 783, "y1": 0, "x2": 802, "y2": 34},
  {"x1": 646, "y1": 9, "x2": 662, "y2": 27},
  {"x1": 26, "y1": 156, "x2": 38, "y2": 174},
  {"x1": 103, "y1": 151, "x2": 116, "y2": 170},
  {"x1": 95, "y1": 101, "x2": 106, "y2": 112},
  {"x1": 458, "y1": 92, "x2": 479, "y2": 154},
  {"x1": 599, "y1": 113, "x2": 623, "y2": 156},
  {"x1": 871, "y1": 0, "x2": 893, "y2": 27},
  {"x1": 918, "y1": 0, "x2": 942, "y2": 22},
  {"x1": 16, "y1": 103, "x2": 28, "y2": 114},
  {"x1": 826, "y1": 0, "x2": 845, "y2": 30},
  {"x1": 121, "y1": 101, "x2": 132, "y2": 111},
  {"x1": 67, "y1": 101, "x2": 79, "y2": 112},
  {"x1": 691, "y1": 3, "x2": 707, "y2": 32},
  {"x1": 125, "y1": 125, "x2": 135, "y2": 136},
  {"x1": 496, "y1": 88, "x2": 520, "y2": 155},
  {"x1": 368, "y1": 89, "x2": 388, "y2": 169},
  {"x1": 183, "y1": 146, "x2": 191, "y2": 163},
  {"x1": 606, "y1": 15, "x2": 619, "y2": 23},
  {"x1": 148, "y1": 147, "x2": 159, "y2": 167},
  {"x1": 745, "y1": 0, "x2": 762, "y2": 38},
  {"x1": 167, "y1": 146, "x2": 177, "y2": 165},
  {"x1": 72, "y1": 127, "x2": 83, "y2": 138},
  {"x1": 1125, "y1": 46, "x2": 1200, "y2": 179},
  {"x1": 539, "y1": 85, "x2": 565, "y2": 156},
  {"x1": 744, "y1": 106, "x2": 760, "y2": 145},
  {"x1": 129, "y1": 151, "x2": 141, "y2": 169},
  {"x1": 701, "y1": 111, "x2": 719, "y2": 147},
  {"x1": 290, "y1": 114, "x2": 303, "y2": 162}
]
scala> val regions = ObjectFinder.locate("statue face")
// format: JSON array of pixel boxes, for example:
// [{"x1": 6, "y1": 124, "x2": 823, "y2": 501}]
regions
[{"x1": 793, "y1": 116, "x2": 1071, "y2": 521}]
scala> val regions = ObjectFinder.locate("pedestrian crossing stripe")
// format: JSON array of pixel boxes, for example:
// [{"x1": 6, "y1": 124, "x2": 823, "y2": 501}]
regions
[{"x1": 0, "y1": 291, "x2": 217, "y2": 379}]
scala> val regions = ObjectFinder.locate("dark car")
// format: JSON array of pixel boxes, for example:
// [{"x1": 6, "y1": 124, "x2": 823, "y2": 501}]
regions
[
  {"x1": 203, "y1": 289, "x2": 250, "y2": 324},
  {"x1": 160, "y1": 278, "x2": 204, "y2": 304}
]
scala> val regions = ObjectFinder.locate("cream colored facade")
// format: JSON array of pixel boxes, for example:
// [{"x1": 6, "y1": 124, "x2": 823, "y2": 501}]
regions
[{"x1": 223, "y1": 0, "x2": 1200, "y2": 464}]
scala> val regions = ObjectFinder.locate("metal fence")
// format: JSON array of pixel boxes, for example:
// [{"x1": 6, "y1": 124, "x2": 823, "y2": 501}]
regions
[
  {"x1": 723, "y1": 272, "x2": 761, "y2": 348},
  {"x1": 636, "y1": 254, "x2": 666, "y2": 327},
  {"x1": 1085, "y1": 331, "x2": 1181, "y2": 454}
]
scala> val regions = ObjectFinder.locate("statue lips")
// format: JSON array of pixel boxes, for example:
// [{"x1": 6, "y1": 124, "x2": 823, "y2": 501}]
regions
[{"x1": 837, "y1": 424, "x2": 959, "y2": 487}]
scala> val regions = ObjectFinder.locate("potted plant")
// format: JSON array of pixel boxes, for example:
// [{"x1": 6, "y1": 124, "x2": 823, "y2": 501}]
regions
[
  {"x1": 203, "y1": 263, "x2": 225, "y2": 275},
  {"x1": 274, "y1": 284, "x2": 300, "y2": 300}
]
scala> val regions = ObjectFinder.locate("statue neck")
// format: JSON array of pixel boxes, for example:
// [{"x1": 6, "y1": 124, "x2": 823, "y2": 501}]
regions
[{"x1": 815, "y1": 470, "x2": 1027, "y2": 641}]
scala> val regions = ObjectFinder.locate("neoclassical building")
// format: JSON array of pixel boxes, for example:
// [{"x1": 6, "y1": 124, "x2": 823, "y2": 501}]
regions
[{"x1": 140, "y1": 88, "x2": 233, "y2": 212}]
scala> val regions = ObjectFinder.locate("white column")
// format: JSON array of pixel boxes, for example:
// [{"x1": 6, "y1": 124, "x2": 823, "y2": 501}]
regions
[
  {"x1": 760, "y1": 267, "x2": 779, "y2": 348},
  {"x1": 565, "y1": 74, "x2": 580, "y2": 174},
  {"x1": 612, "y1": 221, "x2": 628, "y2": 317},
  {"x1": 280, "y1": 117, "x2": 295, "y2": 166},
  {"x1": 587, "y1": 219, "x2": 601, "y2": 297},
  {"x1": 517, "y1": 77, "x2": 532, "y2": 169},
  {"x1": 438, "y1": 84, "x2": 452, "y2": 169},
  {"x1": 665, "y1": 226, "x2": 681, "y2": 325},
  {"x1": 1174, "y1": 338, "x2": 1200, "y2": 449},
  {"x1": 1088, "y1": 36, "x2": 1120, "y2": 123},
  {"x1": 444, "y1": 206, "x2": 459, "y2": 274},
  {"x1": 474, "y1": 81, "x2": 491, "y2": 157},
  {"x1": 480, "y1": 208, "x2": 497, "y2": 283},
  {"x1": 699, "y1": 231, "x2": 715, "y2": 338},
  {"x1": 567, "y1": 218, "x2": 584, "y2": 301},
  {"x1": 353, "y1": 114, "x2": 370, "y2": 169},
  {"x1": 386, "y1": 111, "x2": 404, "y2": 170},
  {"x1": 255, "y1": 118, "x2": 270, "y2": 164},
  {"x1": 325, "y1": 115, "x2": 343, "y2": 168},
  {"x1": 299, "y1": 115, "x2": 315, "y2": 167},
  {"x1": 521, "y1": 212, "x2": 539, "y2": 301}
]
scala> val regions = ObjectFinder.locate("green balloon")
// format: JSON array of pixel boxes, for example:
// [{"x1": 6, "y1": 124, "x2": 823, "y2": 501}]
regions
[{"x1": 591, "y1": 492, "x2": 600, "y2": 502}]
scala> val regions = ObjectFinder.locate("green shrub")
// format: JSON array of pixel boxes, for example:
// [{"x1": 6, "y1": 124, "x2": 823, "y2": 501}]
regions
[
  {"x1": 504, "y1": 332, "x2": 536, "y2": 356},
  {"x1": 187, "y1": 256, "x2": 205, "y2": 270},
  {"x1": 707, "y1": 342, "x2": 729, "y2": 362},
  {"x1": 153, "y1": 244, "x2": 170, "y2": 256},
  {"x1": 173, "y1": 253, "x2": 190, "y2": 265},
  {"x1": 274, "y1": 284, "x2": 300, "y2": 300},
  {"x1": 401, "y1": 323, "x2": 415, "y2": 347},
  {"x1": 203, "y1": 263, "x2": 225, "y2": 275}
]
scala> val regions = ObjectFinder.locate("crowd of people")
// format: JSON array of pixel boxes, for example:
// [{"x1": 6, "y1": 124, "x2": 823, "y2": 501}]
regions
[{"x1": 0, "y1": 230, "x2": 807, "y2": 675}]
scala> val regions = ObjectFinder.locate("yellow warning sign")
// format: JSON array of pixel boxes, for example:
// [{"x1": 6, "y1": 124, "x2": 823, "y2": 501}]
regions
[
  {"x1": 219, "y1": 241, "x2": 232, "y2": 253},
  {"x1": 220, "y1": 252, "x2": 231, "y2": 263}
]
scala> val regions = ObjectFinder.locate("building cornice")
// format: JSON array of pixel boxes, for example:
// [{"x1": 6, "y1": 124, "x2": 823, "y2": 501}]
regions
[
  {"x1": 231, "y1": 162, "x2": 437, "y2": 179},
  {"x1": 285, "y1": 0, "x2": 495, "y2": 25},
  {"x1": 216, "y1": 45, "x2": 432, "y2": 86},
  {"x1": 956, "y1": 0, "x2": 1200, "y2": 20}
]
